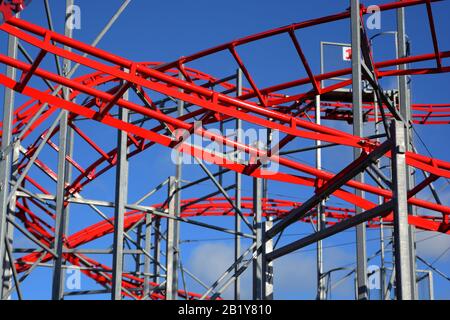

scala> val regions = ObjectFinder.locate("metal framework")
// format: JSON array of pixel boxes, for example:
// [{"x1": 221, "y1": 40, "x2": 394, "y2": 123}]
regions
[{"x1": 0, "y1": 0, "x2": 449, "y2": 300}]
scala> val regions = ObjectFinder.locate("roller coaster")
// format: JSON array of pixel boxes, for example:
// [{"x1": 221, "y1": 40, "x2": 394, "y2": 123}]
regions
[{"x1": 0, "y1": 0, "x2": 449, "y2": 300}]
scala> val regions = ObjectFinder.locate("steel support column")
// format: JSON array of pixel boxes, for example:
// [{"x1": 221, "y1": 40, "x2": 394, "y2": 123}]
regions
[
  {"x1": 153, "y1": 217, "x2": 161, "y2": 284},
  {"x1": 374, "y1": 93, "x2": 386, "y2": 300},
  {"x1": 166, "y1": 176, "x2": 177, "y2": 300},
  {"x1": 391, "y1": 120, "x2": 413, "y2": 300},
  {"x1": 51, "y1": 110, "x2": 69, "y2": 300},
  {"x1": 315, "y1": 94, "x2": 326, "y2": 300},
  {"x1": 135, "y1": 225, "x2": 143, "y2": 278},
  {"x1": 397, "y1": 6, "x2": 417, "y2": 299},
  {"x1": 317, "y1": 48, "x2": 327, "y2": 301},
  {"x1": 167, "y1": 71, "x2": 185, "y2": 300},
  {"x1": 234, "y1": 68, "x2": 243, "y2": 300},
  {"x1": 52, "y1": 0, "x2": 74, "y2": 300},
  {"x1": 0, "y1": 28, "x2": 18, "y2": 299},
  {"x1": 262, "y1": 123, "x2": 273, "y2": 300},
  {"x1": 2, "y1": 143, "x2": 19, "y2": 299},
  {"x1": 143, "y1": 212, "x2": 152, "y2": 298},
  {"x1": 428, "y1": 271, "x2": 434, "y2": 300},
  {"x1": 263, "y1": 220, "x2": 273, "y2": 300},
  {"x1": 252, "y1": 177, "x2": 263, "y2": 300},
  {"x1": 111, "y1": 91, "x2": 129, "y2": 300},
  {"x1": 351, "y1": 0, "x2": 368, "y2": 300}
]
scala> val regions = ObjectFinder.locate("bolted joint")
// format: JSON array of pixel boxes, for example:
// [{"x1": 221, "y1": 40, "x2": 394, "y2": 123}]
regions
[{"x1": 396, "y1": 144, "x2": 406, "y2": 154}]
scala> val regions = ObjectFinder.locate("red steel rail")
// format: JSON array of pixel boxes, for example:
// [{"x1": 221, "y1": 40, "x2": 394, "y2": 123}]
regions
[{"x1": 0, "y1": 0, "x2": 449, "y2": 299}]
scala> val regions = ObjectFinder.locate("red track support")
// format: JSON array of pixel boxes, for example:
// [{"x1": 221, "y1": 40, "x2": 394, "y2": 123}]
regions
[{"x1": 0, "y1": 0, "x2": 449, "y2": 299}]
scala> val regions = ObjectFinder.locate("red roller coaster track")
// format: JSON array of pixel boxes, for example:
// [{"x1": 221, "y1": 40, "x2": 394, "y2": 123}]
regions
[{"x1": 0, "y1": 0, "x2": 449, "y2": 299}]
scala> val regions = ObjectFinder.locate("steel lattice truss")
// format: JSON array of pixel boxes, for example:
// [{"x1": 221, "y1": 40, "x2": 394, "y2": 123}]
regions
[{"x1": 0, "y1": 0, "x2": 449, "y2": 300}]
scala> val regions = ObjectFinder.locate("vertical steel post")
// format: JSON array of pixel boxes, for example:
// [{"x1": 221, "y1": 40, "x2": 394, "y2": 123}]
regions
[
  {"x1": 263, "y1": 128, "x2": 273, "y2": 300},
  {"x1": 397, "y1": 7, "x2": 417, "y2": 299},
  {"x1": 391, "y1": 120, "x2": 413, "y2": 300},
  {"x1": 61, "y1": 80, "x2": 75, "y2": 296},
  {"x1": 252, "y1": 177, "x2": 263, "y2": 300},
  {"x1": 374, "y1": 93, "x2": 386, "y2": 300},
  {"x1": 2, "y1": 143, "x2": 19, "y2": 299},
  {"x1": 52, "y1": 0, "x2": 74, "y2": 300},
  {"x1": 317, "y1": 46, "x2": 328, "y2": 301},
  {"x1": 379, "y1": 218, "x2": 386, "y2": 300},
  {"x1": 263, "y1": 221, "x2": 273, "y2": 300},
  {"x1": 234, "y1": 68, "x2": 243, "y2": 300},
  {"x1": 135, "y1": 225, "x2": 142, "y2": 275},
  {"x1": 111, "y1": 89, "x2": 129, "y2": 300},
  {"x1": 396, "y1": 9, "x2": 411, "y2": 127},
  {"x1": 428, "y1": 271, "x2": 434, "y2": 300},
  {"x1": 51, "y1": 109, "x2": 69, "y2": 300},
  {"x1": 0, "y1": 27, "x2": 18, "y2": 299},
  {"x1": 351, "y1": 0, "x2": 368, "y2": 300},
  {"x1": 168, "y1": 71, "x2": 185, "y2": 299},
  {"x1": 153, "y1": 217, "x2": 161, "y2": 284},
  {"x1": 166, "y1": 176, "x2": 177, "y2": 300},
  {"x1": 143, "y1": 213, "x2": 152, "y2": 298},
  {"x1": 315, "y1": 95, "x2": 326, "y2": 300}
]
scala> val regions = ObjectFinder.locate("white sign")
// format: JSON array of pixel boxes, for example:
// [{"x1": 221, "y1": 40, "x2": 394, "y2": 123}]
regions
[{"x1": 343, "y1": 47, "x2": 352, "y2": 61}]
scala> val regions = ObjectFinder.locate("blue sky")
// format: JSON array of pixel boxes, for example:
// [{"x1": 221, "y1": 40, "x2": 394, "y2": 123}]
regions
[{"x1": 1, "y1": 0, "x2": 449, "y2": 300}]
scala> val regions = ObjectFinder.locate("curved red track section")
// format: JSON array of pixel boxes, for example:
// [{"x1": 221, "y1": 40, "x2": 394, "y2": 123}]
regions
[{"x1": 0, "y1": 0, "x2": 449, "y2": 299}]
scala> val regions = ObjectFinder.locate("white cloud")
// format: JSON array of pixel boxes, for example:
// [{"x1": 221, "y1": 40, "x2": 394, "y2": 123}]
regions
[
  {"x1": 274, "y1": 247, "x2": 356, "y2": 299},
  {"x1": 188, "y1": 242, "x2": 234, "y2": 282},
  {"x1": 187, "y1": 242, "x2": 252, "y2": 299},
  {"x1": 273, "y1": 253, "x2": 316, "y2": 299},
  {"x1": 416, "y1": 231, "x2": 450, "y2": 262},
  {"x1": 187, "y1": 242, "x2": 357, "y2": 300}
]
